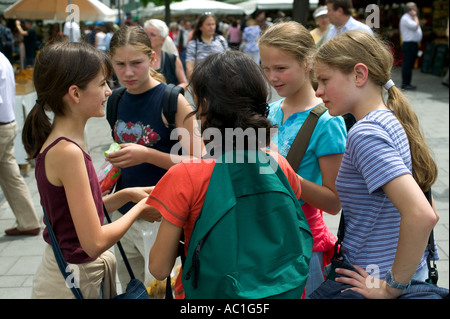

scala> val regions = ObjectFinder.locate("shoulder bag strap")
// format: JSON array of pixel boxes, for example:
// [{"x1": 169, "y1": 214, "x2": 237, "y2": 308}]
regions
[
  {"x1": 42, "y1": 207, "x2": 83, "y2": 299},
  {"x1": 285, "y1": 103, "x2": 327, "y2": 173},
  {"x1": 102, "y1": 204, "x2": 135, "y2": 281},
  {"x1": 424, "y1": 189, "x2": 438, "y2": 284},
  {"x1": 334, "y1": 190, "x2": 438, "y2": 285},
  {"x1": 333, "y1": 212, "x2": 345, "y2": 261}
]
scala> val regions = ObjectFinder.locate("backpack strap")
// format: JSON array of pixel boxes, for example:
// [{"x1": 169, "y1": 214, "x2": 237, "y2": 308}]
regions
[
  {"x1": 106, "y1": 87, "x2": 126, "y2": 139},
  {"x1": 162, "y1": 83, "x2": 184, "y2": 133},
  {"x1": 424, "y1": 189, "x2": 438, "y2": 285},
  {"x1": 286, "y1": 103, "x2": 327, "y2": 173},
  {"x1": 106, "y1": 84, "x2": 184, "y2": 139}
]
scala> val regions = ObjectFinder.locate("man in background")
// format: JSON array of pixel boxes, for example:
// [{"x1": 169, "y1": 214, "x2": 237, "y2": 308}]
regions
[
  {"x1": 323, "y1": 0, "x2": 373, "y2": 43},
  {"x1": 15, "y1": 19, "x2": 38, "y2": 67},
  {"x1": 0, "y1": 51, "x2": 41, "y2": 236},
  {"x1": 400, "y1": 2, "x2": 423, "y2": 90}
]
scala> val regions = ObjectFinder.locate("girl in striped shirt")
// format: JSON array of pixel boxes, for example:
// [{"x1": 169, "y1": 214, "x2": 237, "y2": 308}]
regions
[{"x1": 313, "y1": 30, "x2": 439, "y2": 299}]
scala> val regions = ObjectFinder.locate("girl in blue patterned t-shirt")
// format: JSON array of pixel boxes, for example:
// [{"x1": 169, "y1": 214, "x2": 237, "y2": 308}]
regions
[
  {"x1": 314, "y1": 30, "x2": 439, "y2": 299},
  {"x1": 259, "y1": 21, "x2": 347, "y2": 297},
  {"x1": 106, "y1": 26, "x2": 204, "y2": 290}
]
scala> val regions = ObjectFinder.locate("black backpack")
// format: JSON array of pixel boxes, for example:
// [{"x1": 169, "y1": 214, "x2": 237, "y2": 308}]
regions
[{"x1": 106, "y1": 83, "x2": 184, "y2": 139}]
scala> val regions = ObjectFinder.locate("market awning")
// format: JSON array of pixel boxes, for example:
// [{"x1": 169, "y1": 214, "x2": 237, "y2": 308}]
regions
[{"x1": 236, "y1": 0, "x2": 319, "y2": 15}]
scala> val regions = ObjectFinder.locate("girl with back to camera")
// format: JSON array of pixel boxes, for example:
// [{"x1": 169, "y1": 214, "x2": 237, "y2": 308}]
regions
[
  {"x1": 106, "y1": 26, "x2": 204, "y2": 290},
  {"x1": 22, "y1": 41, "x2": 154, "y2": 299},
  {"x1": 259, "y1": 21, "x2": 347, "y2": 296},
  {"x1": 147, "y1": 50, "x2": 311, "y2": 299},
  {"x1": 312, "y1": 30, "x2": 439, "y2": 298}
]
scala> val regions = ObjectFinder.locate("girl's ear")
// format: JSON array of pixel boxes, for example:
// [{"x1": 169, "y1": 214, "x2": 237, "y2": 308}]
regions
[
  {"x1": 353, "y1": 63, "x2": 369, "y2": 87},
  {"x1": 67, "y1": 85, "x2": 80, "y2": 104}
]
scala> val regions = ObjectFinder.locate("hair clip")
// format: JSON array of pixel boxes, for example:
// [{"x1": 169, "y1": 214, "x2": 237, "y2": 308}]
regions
[{"x1": 384, "y1": 79, "x2": 395, "y2": 90}]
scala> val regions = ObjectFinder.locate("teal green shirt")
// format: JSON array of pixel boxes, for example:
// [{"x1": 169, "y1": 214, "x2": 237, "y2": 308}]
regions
[{"x1": 268, "y1": 99, "x2": 347, "y2": 205}]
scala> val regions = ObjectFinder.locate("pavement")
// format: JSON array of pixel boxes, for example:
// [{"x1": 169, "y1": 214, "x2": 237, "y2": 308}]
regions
[{"x1": 0, "y1": 67, "x2": 448, "y2": 299}]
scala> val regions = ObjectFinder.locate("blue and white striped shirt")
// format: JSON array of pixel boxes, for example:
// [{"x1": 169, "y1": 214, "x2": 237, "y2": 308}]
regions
[
  {"x1": 186, "y1": 35, "x2": 228, "y2": 63},
  {"x1": 336, "y1": 110, "x2": 427, "y2": 279}
]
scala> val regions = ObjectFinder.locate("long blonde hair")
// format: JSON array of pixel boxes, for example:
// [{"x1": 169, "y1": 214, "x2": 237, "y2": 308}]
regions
[
  {"x1": 109, "y1": 25, "x2": 166, "y2": 83},
  {"x1": 314, "y1": 30, "x2": 437, "y2": 191},
  {"x1": 258, "y1": 21, "x2": 317, "y2": 86}
]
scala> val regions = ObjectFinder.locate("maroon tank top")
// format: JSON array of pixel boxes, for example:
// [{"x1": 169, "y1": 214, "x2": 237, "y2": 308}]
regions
[{"x1": 36, "y1": 137, "x2": 104, "y2": 263}]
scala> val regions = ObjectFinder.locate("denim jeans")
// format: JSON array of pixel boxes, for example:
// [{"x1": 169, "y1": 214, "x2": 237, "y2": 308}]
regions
[
  {"x1": 304, "y1": 251, "x2": 325, "y2": 298},
  {"x1": 308, "y1": 259, "x2": 449, "y2": 299}
]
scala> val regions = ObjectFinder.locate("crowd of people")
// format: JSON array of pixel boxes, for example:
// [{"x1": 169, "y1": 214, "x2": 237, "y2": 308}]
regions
[{"x1": 0, "y1": 0, "x2": 448, "y2": 300}]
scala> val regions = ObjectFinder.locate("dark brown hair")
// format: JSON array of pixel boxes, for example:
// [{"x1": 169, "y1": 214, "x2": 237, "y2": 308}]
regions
[
  {"x1": 192, "y1": 14, "x2": 216, "y2": 41},
  {"x1": 188, "y1": 50, "x2": 272, "y2": 149},
  {"x1": 22, "y1": 41, "x2": 113, "y2": 159}
]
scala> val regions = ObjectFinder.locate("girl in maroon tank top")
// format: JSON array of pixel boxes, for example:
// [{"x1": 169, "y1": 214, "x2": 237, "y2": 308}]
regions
[{"x1": 22, "y1": 41, "x2": 156, "y2": 299}]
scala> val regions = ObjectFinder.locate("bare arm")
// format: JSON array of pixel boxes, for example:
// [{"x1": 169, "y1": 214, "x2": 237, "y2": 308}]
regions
[
  {"x1": 149, "y1": 217, "x2": 183, "y2": 280},
  {"x1": 103, "y1": 186, "x2": 153, "y2": 213},
  {"x1": 335, "y1": 174, "x2": 438, "y2": 298},
  {"x1": 297, "y1": 153, "x2": 343, "y2": 214},
  {"x1": 50, "y1": 142, "x2": 149, "y2": 258},
  {"x1": 175, "y1": 56, "x2": 188, "y2": 90},
  {"x1": 106, "y1": 94, "x2": 204, "y2": 170},
  {"x1": 186, "y1": 60, "x2": 195, "y2": 80},
  {"x1": 15, "y1": 20, "x2": 28, "y2": 36}
]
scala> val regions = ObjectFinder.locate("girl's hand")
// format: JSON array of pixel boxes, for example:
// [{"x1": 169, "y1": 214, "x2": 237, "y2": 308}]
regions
[
  {"x1": 135, "y1": 199, "x2": 162, "y2": 223},
  {"x1": 335, "y1": 265, "x2": 404, "y2": 299},
  {"x1": 126, "y1": 186, "x2": 154, "y2": 203},
  {"x1": 106, "y1": 143, "x2": 150, "y2": 168}
]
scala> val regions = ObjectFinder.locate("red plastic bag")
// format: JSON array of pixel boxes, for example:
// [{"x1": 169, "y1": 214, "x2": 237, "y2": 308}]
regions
[{"x1": 97, "y1": 161, "x2": 121, "y2": 194}]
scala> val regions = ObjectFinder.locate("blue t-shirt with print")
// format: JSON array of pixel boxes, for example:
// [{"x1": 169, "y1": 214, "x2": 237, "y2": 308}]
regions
[
  {"x1": 268, "y1": 99, "x2": 347, "y2": 205},
  {"x1": 114, "y1": 83, "x2": 177, "y2": 214}
]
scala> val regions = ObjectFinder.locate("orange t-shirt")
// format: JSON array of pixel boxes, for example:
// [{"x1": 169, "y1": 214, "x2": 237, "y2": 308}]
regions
[{"x1": 146, "y1": 152, "x2": 301, "y2": 298}]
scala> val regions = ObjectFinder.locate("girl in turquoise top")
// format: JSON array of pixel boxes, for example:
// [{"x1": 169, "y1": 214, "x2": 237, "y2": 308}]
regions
[{"x1": 259, "y1": 21, "x2": 347, "y2": 297}]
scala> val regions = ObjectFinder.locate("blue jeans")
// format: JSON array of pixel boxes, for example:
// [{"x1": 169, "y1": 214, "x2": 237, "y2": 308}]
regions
[
  {"x1": 308, "y1": 260, "x2": 449, "y2": 299},
  {"x1": 304, "y1": 251, "x2": 324, "y2": 298}
]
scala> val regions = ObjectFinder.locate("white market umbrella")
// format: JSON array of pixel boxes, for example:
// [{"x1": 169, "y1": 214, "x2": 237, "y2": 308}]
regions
[
  {"x1": 142, "y1": 0, "x2": 246, "y2": 18},
  {"x1": 236, "y1": 0, "x2": 319, "y2": 15},
  {"x1": 4, "y1": 0, "x2": 116, "y2": 21}
]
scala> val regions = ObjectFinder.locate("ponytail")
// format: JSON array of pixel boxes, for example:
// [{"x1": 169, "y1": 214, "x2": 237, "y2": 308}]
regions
[
  {"x1": 315, "y1": 30, "x2": 438, "y2": 192},
  {"x1": 387, "y1": 86, "x2": 437, "y2": 192},
  {"x1": 22, "y1": 100, "x2": 52, "y2": 160}
]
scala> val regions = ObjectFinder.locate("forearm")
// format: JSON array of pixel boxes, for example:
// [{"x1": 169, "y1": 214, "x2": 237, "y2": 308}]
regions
[
  {"x1": 145, "y1": 147, "x2": 182, "y2": 170},
  {"x1": 92, "y1": 200, "x2": 146, "y2": 256},
  {"x1": 145, "y1": 145, "x2": 202, "y2": 170},
  {"x1": 103, "y1": 189, "x2": 133, "y2": 213},
  {"x1": 186, "y1": 61, "x2": 194, "y2": 80},
  {"x1": 297, "y1": 175, "x2": 341, "y2": 214},
  {"x1": 391, "y1": 209, "x2": 436, "y2": 284}
]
